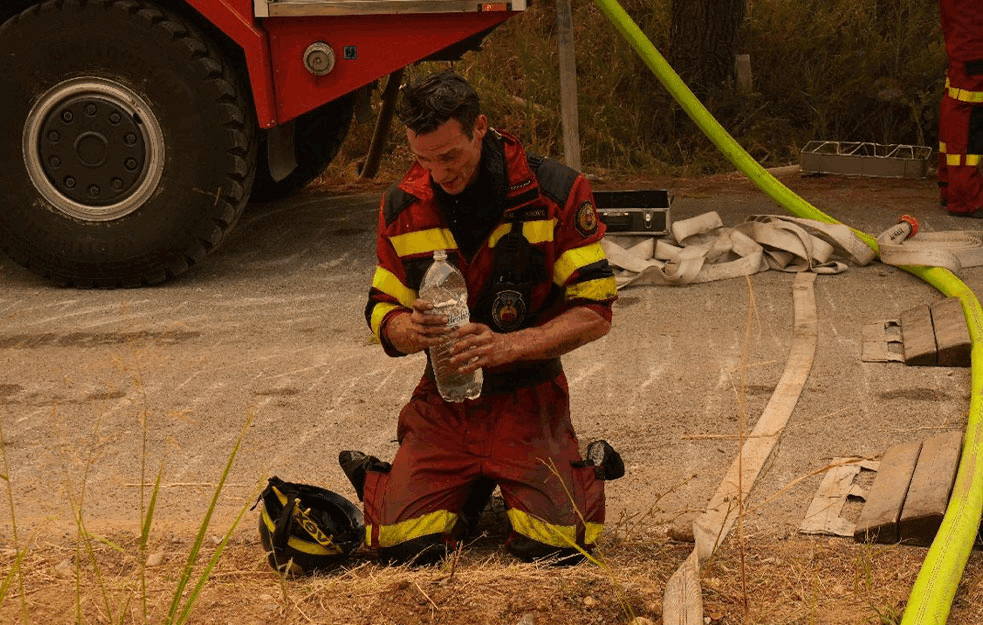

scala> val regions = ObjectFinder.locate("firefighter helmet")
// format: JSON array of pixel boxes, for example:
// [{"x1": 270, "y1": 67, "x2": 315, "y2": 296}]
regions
[{"x1": 256, "y1": 476, "x2": 364, "y2": 575}]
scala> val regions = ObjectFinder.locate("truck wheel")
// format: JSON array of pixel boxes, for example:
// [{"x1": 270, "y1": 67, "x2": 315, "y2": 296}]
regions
[
  {"x1": 0, "y1": 0, "x2": 256, "y2": 287},
  {"x1": 250, "y1": 96, "x2": 354, "y2": 203}
]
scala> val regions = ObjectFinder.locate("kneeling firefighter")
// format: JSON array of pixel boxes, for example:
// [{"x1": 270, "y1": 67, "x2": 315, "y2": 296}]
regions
[{"x1": 355, "y1": 70, "x2": 624, "y2": 566}]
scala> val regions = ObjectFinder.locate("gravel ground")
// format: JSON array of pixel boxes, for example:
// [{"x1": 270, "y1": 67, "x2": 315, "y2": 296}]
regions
[{"x1": 0, "y1": 171, "x2": 980, "y2": 549}]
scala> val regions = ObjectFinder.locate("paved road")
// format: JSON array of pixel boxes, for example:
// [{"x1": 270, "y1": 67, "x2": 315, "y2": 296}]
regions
[{"x1": 0, "y1": 175, "x2": 979, "y2": 542}]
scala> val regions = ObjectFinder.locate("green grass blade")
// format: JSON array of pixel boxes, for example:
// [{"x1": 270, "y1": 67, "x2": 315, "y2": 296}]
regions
[
  {"x1": 82, "y1": 530, "x2": 126, "y2": 554},
  {"x1": 141, "y1": 465, "x2": 163, "y2": 548},
  {"x1": 0, "y1": 549, "x2": 26, "y2": 608},
  {"x1": 165, "y1": 413, "x2": 252, "y2": 625},
  {"x1": 174, "y1": 485, "x2": 259, "y2": 625},
  {"x1": 140, "y1": 463, "x2": 163, "y2": 625}
]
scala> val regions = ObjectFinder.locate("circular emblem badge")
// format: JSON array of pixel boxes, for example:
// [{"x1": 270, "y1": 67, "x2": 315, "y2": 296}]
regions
[
  {"x1": 491, "y1": 289, "x2": 527, "y2": 332},
  {"x1": 575, "y1": 200, "x2": 598, "y2": 237}
]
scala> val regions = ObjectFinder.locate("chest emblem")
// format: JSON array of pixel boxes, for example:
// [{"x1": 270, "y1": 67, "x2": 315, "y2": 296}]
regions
[
  {"x1": 575, "y1": 201, "x2": 599, "y2": 237},
  {"x1": 492, "y1": 289, "x2": 527, "y2": 332}
]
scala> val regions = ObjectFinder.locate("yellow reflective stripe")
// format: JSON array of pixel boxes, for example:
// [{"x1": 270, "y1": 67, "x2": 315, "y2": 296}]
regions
[
  {"x1": 566, "y1": 277, "x2": 617, "y2": 302},
  {"x1": 506, "y1": 509, "x2": 576, "y2": 548},
  {"x1": 522, "y1": 219, "x2": 556, "y2": 244},
  {"x1": 389, "y1": 228, "x2": 457, "y2": 257},
  {"x1": 487, "y1": 219, "x2": 557, "y2": 248},
  {"x1": 371, "y1": 266, "x2": 416, "y2": 307},
  {"x1": 939, "y1": 141, "x2": 947, "y2": 154},
  {"x1": 369, "y1": 302, "x2": 401, "y2": 338},
  {"x1": 260, "y1": 507, "x2": 338, "y2": 556},
  {"x1": 945, "y1": 153, "x2": 983, "y2": 167},
  {"x1": 553, "y1": 242, "x2": 606, "y2": 286},
  {"x1": 585, "y1": 522, "x2": 604, "y2": 545},
  {"x1": 377, "y1": 510, "x2": 458, "y2": 547},
  {"x1": 946, "y1": 78, "x2": 983, "y2": 103}
]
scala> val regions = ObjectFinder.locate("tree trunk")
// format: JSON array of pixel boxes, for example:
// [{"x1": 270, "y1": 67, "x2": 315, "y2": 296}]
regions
[{"x1": 669, "y1": 0, "x2": 745, "y2": 96}]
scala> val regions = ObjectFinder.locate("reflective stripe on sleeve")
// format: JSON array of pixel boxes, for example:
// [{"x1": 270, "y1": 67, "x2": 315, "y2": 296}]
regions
[
  {"x1": 488, "y1": 219, "x2": 557, "y2": 248},
  {"x1": 566, "y1": 277, "x2": 618, "y2": 302},
  {"x1": 375, "y1": 510, "x2": 458, "y2": 548},
  {"x1": 371, "y1": 266, "x2": 416, "y2": 307},
  {"x1": 389, "y1": 228, "x2": 457, "y2": 257},
  {"x1": 945, "y1": 78, "x2": 983, "y2": 103},
  {"x1": 506, "y1": 509, "x2": 603, "y2": 548},
  {"x1": 369, "y1": 302, "x2": 401, "y2": 338},
  {"x1": 946, "y1": 153, "x2": 983, "y2": 167},
  {"x1": 553, "y1": 242, "x2": 607, "y2": 286}
]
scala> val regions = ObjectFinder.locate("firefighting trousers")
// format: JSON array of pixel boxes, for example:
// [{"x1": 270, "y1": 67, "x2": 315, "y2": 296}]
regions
[
  {"x1": 938, "y1": 72, "x2": 983, "y2": 214},
  {"x1": 362, "y1": 374, "x2": 604, "y2": 561}
]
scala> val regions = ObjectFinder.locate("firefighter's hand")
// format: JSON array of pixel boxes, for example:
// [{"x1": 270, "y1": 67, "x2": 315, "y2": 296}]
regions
[
  {"x1": 449, "y1": 323, "x2": 518, "y2": 372},
  {"x1": 384, "y1": 299, "x2": 451, "y2": 354}
]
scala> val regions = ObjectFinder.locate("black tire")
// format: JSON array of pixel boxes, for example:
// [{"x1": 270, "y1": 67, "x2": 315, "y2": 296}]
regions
[
  {"x1": 0, "y1": 0, "x2": 256, "y2": 287},
  {"x1": 250, "y1": 96, "x2": 354, "y2": 203}
]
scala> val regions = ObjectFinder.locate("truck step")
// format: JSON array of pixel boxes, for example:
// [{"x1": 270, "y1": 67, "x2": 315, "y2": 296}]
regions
[{"x1": 264, "y1": 0, "x2": 522, "y2": 17}]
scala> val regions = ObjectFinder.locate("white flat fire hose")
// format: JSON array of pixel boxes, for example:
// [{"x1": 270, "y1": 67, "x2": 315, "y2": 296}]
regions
[{"x1": 603, "y1": 212, "x2": 983, "y2": 287}]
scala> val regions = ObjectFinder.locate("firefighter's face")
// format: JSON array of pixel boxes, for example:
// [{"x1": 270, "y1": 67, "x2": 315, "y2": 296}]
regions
[{"x1": 407, "y1": 115, "x2": 488, "y2": 195}]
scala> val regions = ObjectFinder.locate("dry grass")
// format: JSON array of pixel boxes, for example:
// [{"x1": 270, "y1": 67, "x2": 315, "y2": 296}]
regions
[{"x1": 3, "y1": 526, "x2": 983, "y2": 625}]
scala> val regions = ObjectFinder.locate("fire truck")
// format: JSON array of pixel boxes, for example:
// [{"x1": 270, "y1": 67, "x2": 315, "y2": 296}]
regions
[{"x1": 0, "y1": 0, "x2": 524, "y2": 286}]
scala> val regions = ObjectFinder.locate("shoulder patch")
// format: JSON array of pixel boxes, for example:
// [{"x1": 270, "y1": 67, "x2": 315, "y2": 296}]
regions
[
  {"x1": 383, "y1": 185, "x2": 417, "y2": 226},
  {"x1": 575, "y1": 200, "x2": 599, "y2": 237},
  {"x1": 529, "y1": 156, "x2": 579, "y2": 206}
]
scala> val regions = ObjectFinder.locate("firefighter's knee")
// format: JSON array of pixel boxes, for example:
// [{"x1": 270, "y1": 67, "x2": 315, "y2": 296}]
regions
[
  {"x1": 377, "y1": 534, "x2": 447, "y2": 566},
  {"x1": 506, "y1": 534, "x2": 588, "y2": 566}
]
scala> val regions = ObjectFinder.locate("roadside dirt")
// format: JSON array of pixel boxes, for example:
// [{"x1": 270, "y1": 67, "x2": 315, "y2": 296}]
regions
[{"x1": 2, "y1": 169, "x2": 982, "y2": 624}]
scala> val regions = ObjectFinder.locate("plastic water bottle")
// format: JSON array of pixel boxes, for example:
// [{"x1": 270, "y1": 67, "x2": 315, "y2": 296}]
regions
[{"x1": 419, "y1": 250, "x2": 482, "y2": 402}]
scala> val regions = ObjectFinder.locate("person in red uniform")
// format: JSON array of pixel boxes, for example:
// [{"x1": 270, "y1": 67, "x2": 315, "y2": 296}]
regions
[
  {"x1": 938, "y1": 0, "x2": 983, "y2": 216},
  {"x1": 344, "y1": 70, "x2": 623, "y2": 565}
]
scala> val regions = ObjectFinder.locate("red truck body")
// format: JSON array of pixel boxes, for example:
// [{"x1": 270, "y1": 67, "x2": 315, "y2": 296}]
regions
[{"x1": 183, "y1": 0, "x2": 514, "y2": 126}]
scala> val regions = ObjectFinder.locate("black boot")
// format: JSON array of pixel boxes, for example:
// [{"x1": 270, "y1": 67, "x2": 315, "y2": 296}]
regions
[
  {"x1": 585, "y1": 440, "x2": 625, "y2": 481},
  {"x1": 338, "y1": 450, "x2": 389, "y2": 501}
]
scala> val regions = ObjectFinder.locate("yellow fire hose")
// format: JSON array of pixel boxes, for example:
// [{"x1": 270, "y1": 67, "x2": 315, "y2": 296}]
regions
[{"x1": 590, "y1": 1, "x2": 983, "y2": 622}]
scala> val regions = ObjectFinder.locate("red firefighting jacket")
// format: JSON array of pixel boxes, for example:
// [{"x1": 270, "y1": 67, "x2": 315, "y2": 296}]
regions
[
  {"x1": 940, "y1": 0, "x2": 983, "y2": 91},
  {"x1": 364, "y1": 130, "x2": 617, "y2": 377}
]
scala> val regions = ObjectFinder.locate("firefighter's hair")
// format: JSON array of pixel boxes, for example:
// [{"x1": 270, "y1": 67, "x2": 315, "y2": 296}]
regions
[{"x1": 397, "y1": 70, "x2": 481, "y2": 138}]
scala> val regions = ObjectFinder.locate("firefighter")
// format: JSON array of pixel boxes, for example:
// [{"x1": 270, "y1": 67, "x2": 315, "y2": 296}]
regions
[
  {"x1": 938, "y1": 0, "x2": 983, "y2": 216},
  {"x1": 350, "y1": 70, "x2": 622, "y2": 565}
]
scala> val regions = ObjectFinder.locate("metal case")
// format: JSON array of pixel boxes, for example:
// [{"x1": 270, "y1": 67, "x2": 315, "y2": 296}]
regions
[{"x1": 594, "y1": 189, "x2": 671, "y2": 236}]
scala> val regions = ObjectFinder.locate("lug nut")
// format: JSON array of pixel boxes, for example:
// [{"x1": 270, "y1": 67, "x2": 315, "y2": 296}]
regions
[
  {"x1": 64, "y1": 176, "x2": 77, "y2": 189},
  {"x1": 48, "y1": 130, "x2": 61, "y2": 143},
  {"x1": 124, "y1": 158, "x2": 138, "y2": 171},
  {"x1": 49, "y1": 156, "x2": 62, "y2": 168},
  {"x1": 111, "y1": 177, "x2": 124, "y2": 190},
  {"x1": 124, "y1": 133, "x2": 137, "y2": 146},
  {"x1": 61, "y1": 110, "x2": 73, "y2": 123},
  {"x1": 85, "y1": 103, "x2": 97, "y2": 116},
  {"x1": 88, "y1": 185, "x2": 100, "y2": 197},
  {"x1": 109, "y1": 112, "x2": 121, "y2": 124}
]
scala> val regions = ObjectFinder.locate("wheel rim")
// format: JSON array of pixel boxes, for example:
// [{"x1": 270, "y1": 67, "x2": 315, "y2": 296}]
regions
[{"x1": 22, "y1": 77, "x2": 165, "y2": 222}]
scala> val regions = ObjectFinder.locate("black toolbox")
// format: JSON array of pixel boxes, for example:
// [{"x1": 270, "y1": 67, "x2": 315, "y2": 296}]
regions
[{"x1": 593, "y1": 189, "x2": 671, "y2": 236}]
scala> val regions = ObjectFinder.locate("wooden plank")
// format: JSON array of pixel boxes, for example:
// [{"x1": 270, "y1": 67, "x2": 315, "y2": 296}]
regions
[
  {"x1": 901, "y1": 304, "x2": 937, "y2": 366},
  {"x1": 861, "y1": 320, "x2": 903, "y2": 363},
  {"x1": 899, "y1": 431, "x2": 963, "y2": 546},
  {"x1": 931, "y1": 298, "x2": 971, "y2": 368},
  {"x1": 854, "y1": 440, "x2": 922, "y2": 543},
  {"x1": 800, "y1": 459, "x2": 862, "y2": 536}
]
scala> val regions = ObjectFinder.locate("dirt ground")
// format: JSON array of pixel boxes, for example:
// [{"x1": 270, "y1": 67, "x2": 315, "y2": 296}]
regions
[{"x1": 2, "y1": 169, "x2": 983, "y2": 624}]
